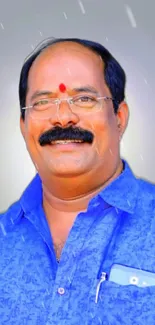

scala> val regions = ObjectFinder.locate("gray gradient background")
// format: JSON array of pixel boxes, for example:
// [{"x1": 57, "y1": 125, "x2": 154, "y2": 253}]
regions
[{"x1": 0, "y1": 0, "x2": 154, "y2": 212}]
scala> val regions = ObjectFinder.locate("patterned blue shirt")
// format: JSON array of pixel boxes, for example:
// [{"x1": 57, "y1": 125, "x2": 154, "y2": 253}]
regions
[{"x1": 0, "y1": 160, "x2": 155, "y2": 325}]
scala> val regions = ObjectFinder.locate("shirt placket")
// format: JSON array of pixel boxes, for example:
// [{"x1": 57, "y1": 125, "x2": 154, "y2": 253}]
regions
[{"x1": 45, "y1": 200, "x2": 121, "y2": 325}]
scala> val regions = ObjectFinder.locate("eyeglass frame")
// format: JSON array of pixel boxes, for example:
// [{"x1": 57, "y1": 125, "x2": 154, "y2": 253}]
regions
[{"x1": 21, "y1": 95, "x2": 116, "y2": 114}]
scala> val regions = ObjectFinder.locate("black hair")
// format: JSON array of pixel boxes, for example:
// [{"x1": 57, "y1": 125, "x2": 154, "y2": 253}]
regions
[{"x1": 19, "y1": 37, "x2": 126, "y2": 119}]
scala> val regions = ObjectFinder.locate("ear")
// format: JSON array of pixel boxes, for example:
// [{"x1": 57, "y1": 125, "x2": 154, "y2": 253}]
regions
[
  {"x1": 20, "y1": 116, "x2": 26, "y2": 140},
  {"x1": 116, "y1": 101, "x2": 129, "y2": 139}
]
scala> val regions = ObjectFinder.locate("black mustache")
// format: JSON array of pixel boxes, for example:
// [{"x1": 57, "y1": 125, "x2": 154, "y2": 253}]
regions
[{"x1": 39, "y1": 126, "x2": 94, "y2": 146}]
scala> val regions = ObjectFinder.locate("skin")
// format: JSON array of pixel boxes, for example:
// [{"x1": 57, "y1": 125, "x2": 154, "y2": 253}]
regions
[{"x1": 20, "y1": 42, "x2": 129, "y2": 259}]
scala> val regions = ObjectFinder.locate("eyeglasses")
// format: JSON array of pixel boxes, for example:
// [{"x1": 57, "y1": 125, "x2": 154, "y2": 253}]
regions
[{"x1": 22, "y1": 95, "x2": 114, "y2": 119}]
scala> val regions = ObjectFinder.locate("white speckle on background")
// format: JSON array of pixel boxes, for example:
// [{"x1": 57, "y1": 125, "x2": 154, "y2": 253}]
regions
[
  {"x1": 39, "y1": 31, "x2": 43, "y2": 36},
  {"x1": 105, "y1": 37, "x2": 109, "y2": 41},
  {"x1": 109, "y1": 148, "x2": 113, "y2": 156},
  {"x1": 127, "y1": 200, "x2": 131, "y2": 206},
  {"x1": 46, "y1": 288, "x2": 50, "y2": 295},
  {"x1": 21, "y1": 235, "x2": 25, "y2": 242},
  {"x1": 10, "y1": 218, "x2": 14, "y2": 225},
  {"x1": 0, "y1": 222, "x2": 6, "y2": 236},
  {"x1": 140, "y1": 154, "x2": 144, "y2": 161},
  {"x1": 78, "y1": 0, "x2": 86, "y2": 14},
  {"x1": 0, "y1": 22, "x2": 4, "y2": 29},
  {"x1": 67, "y1": 67, "x2": 71, "y2": 75},
  {"x1": 41, "y1": 301, "x2": 45, "y2": 308},
  {"x1": 144, "y1": 78, "x2": 148, "y2": 85},
  {"x1": 97, "y1": 317, "x2": 103, "y2": 325},
  {"x1": 31, "y1": 44, "x2": 35, "y2": 50},
  {"x1": 125, "y1": 4, "x2": 137, "y2": 28},
  {"x1": 63, "y1": 12, "x2": 68, "y2": 19}
]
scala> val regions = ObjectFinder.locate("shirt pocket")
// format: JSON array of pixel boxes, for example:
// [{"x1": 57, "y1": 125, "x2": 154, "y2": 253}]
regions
[{"x1": 88, "y1": 281, "x2": 155, "y2": 325}]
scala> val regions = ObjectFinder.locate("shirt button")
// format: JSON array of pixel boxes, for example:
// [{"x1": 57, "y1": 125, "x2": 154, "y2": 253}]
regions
[{"x1": 57, "y1": 287, "x2": 65, "y2": 295}]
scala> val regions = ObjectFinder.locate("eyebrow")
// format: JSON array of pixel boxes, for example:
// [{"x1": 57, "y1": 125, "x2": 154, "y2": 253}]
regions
[
  {"x1": 30, "y1": 85, "x2": 100, "y2": 102},
  {"x1": 72, "y1": 86, "x2": 99, "y2": 95},
  {"x1": 30, "y1": 91, "x2": 53, "y2": 102}
]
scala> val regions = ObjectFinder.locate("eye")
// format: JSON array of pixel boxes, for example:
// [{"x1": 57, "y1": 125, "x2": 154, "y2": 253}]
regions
[
  {"x1": 33, "y1": 99, "x2": 50, "y2": 107},
  {"x1": 77, "y1": 96, "x2": 95, "y2": 102},
  {"x1": 72, "y1": 95, "x2": 97, "y2": 108}
]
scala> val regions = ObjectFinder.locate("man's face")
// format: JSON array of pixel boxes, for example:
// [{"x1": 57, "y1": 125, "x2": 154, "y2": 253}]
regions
[{"x1": 20, "y1": 42, "x2": 128, "y2": 179}]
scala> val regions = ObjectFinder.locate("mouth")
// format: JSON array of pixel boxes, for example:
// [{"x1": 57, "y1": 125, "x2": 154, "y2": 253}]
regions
[
  {"x1": 50, "y1": 139, "x2": 84, "y2": 145},
  {"x1": 45, "y1": 139, "x2": 90, "y2": 152}
]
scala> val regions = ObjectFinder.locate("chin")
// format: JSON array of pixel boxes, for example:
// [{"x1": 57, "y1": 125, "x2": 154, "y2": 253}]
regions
[{"x1": 47, "y1": 162, "x2": 88, "y2": 178}]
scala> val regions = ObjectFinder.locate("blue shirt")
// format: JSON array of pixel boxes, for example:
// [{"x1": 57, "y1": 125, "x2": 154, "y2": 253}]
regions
[{"x1": 0, "y1": 161, "x2": 155, "y2": 325}]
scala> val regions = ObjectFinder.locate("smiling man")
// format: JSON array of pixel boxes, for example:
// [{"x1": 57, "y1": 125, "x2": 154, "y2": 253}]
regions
[{"x1": 0, "y1": 38, "x2": 155, "y2": 325}]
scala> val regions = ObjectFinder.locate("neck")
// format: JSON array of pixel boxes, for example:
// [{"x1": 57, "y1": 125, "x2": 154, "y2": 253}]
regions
[{"x1": 42, "y1": 159, "x2": 123, "y2": 213}]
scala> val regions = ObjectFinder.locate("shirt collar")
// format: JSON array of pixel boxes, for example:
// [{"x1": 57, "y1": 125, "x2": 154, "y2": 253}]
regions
[
  {"x1": 98, "y1": 160, "x2": 139, "y2": 214},
  {"x1": 20, "y1": 173, "x2": 42, "y2": 214},
  {"x1": 20, "y1": 160, "x2": 139, "y2": 215}
]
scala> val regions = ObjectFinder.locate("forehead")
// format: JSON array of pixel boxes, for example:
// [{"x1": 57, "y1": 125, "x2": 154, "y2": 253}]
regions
[{"x1": 27, "y1": 42, "x2": 107, "y2": 94}]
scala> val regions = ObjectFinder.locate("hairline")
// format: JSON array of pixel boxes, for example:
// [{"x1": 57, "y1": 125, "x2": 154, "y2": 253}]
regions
[{"x1": 26, "y1": 41, "x2": 106, "y2": 101}]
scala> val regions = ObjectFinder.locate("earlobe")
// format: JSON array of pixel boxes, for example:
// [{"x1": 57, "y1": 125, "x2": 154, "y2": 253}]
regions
[
  {"x1": 117, "y1": 118, "x2": 123, "y2": 141},
  {"x1": 116, "y1": 101, "x2": 129, "y2": 137}
]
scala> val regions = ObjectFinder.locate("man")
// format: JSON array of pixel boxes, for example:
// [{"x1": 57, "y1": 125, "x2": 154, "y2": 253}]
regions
[{"x1": 0, "y1": 37, "x2": 155, "y2": 325}]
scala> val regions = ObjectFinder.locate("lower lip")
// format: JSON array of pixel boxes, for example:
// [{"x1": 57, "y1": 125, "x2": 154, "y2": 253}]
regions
[{"x1": 48, "y1": 142, "x2": 89, "y2": 151}]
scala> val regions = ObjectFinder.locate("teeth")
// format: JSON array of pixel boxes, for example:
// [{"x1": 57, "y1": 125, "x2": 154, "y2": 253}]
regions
[{"x1": 51, "y1": 140, "x2": 83, "y2": 144}]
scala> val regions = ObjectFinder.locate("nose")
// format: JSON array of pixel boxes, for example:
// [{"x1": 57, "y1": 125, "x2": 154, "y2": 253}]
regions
[{"x1": 49, "y1": 99, "x2": 80, "y2": 127}]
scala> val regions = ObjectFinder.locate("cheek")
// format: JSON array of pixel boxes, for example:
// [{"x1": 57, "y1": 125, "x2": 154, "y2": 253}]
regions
[
  {"x1": 88, "y1": 112, "x2": 119, "y2": 155},
  {"x1": 24, "y1": 117, "x2": 45, "y2": 152},
  {"x1": 90, "y1": 110, "x2": 118, "y2": 138}
]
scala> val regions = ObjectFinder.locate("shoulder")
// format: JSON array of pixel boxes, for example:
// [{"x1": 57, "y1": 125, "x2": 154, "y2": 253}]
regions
[
  {"x1": 137, "y1": 177, "x2": 155, "y2": 196},
  {"x1": 0, "y1": 201, "x2": 23, "y2": 235},
  {"x1": 135, "y1": 177, "x2": 155, "y2": 212},
  {"x1": 0, "y1": 173, "x2": 42, "y2": 234}
]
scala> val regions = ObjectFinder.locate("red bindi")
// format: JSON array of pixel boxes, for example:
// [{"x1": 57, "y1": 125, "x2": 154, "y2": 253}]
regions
[{"x1": 59, "y1": 83, "x2": 66, "y2": 93}]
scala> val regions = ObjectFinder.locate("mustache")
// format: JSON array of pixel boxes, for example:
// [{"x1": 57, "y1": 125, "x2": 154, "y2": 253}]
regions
[{"x1": 39, "y1": 126, "x2": 94, "y2": 146}]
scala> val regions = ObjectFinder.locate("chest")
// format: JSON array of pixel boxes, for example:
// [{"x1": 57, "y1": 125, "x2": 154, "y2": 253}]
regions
[{"x1": 0, "y1": 207, "x2": 155, "y2": 325}]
